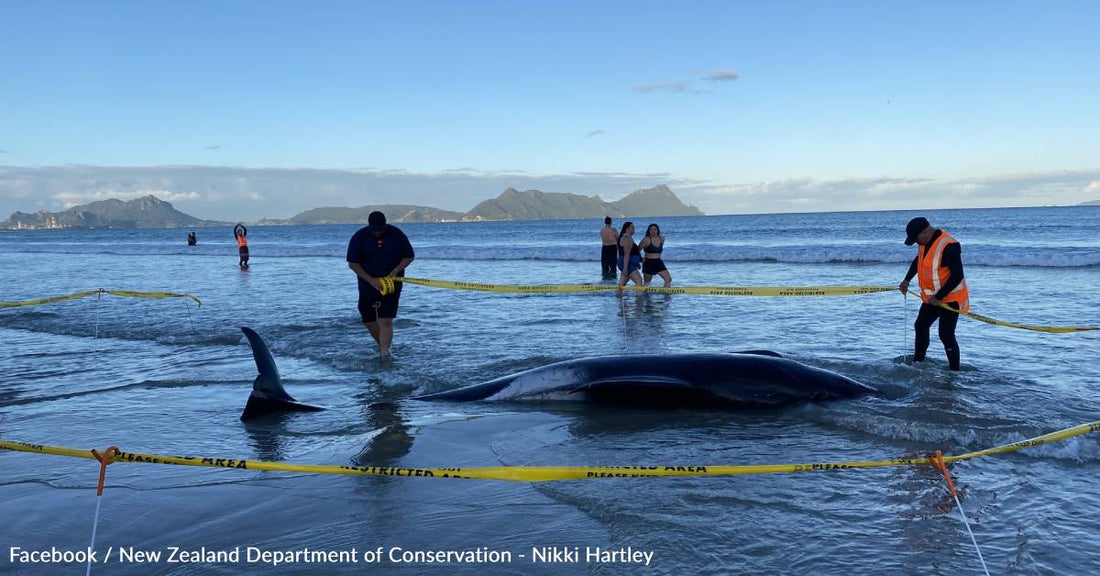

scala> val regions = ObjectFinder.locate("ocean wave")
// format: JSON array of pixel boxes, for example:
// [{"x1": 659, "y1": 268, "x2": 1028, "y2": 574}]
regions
[{"x1": 2, "y1": 243, "x2": 1098, "y2": 267}]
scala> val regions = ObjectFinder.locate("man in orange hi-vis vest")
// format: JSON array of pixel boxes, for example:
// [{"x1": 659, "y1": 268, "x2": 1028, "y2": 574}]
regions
[{"x1": 898, "y1": 217, "x2": 969, "y2": 371}]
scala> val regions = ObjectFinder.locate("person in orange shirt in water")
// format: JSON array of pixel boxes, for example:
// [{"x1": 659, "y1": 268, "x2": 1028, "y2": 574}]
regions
[{"x1": 234, "y1": 223, "x2": 249, "y2": 268}]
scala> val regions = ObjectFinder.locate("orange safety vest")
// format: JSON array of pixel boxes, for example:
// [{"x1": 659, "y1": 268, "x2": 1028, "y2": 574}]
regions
[
  {"x1": 916, "y1": 230, "x2": 969, "y2": 312},
  {"x1": 236, "y1": 234, "x2": 248, "y2": 248}
]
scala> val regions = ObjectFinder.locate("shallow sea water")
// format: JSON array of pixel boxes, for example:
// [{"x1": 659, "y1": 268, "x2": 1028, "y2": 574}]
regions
[{"x1": 1, "y1": 207, "x2": 1098, "y2": 574}]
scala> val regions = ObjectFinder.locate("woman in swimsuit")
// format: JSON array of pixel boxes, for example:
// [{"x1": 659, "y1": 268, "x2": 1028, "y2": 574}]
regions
[
  {"x1": 616, "y1": 221, "x2": 643, "y2": 295},
  {"x1": 638, "y1": 223, "x2": 671, "y2": 287}
]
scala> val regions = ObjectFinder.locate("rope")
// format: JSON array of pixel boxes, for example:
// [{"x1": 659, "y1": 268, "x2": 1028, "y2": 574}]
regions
[
  {"x1": 380, "y1": 276, "x2": 1098, "y2": 333},
  {"x1": 902, "y1": 292, "x2": 909, "y2": 363},
  {"x1": 86, "y1": 446, "x2": 118, "y2": 576},
  {"x1": 931, "y1": 450, "x2": 991, "y2": 576},
  {"x1": 93, "y1": 290, "x2": 102, "y2": 340},
  {"x1": 0, "y1": 289, "x2": 203, "y2": 309},
  {"x1": 2, "y1": 421, "x2": 1096, "y2": 483},
  {"x1": 927, "y1": 301, "x2": 1100, "y2": 333},
  {"x1": 383, "y1": 276, "x2": 894, "y2": 298},
  {"x1": 184, "y1": 299, "x2": 196, "y2": 333}
]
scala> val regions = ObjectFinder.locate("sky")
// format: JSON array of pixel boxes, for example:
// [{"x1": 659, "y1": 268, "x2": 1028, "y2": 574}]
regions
[{"x1": 2, "y1": 1, "x2": 1099, "y2": 220}]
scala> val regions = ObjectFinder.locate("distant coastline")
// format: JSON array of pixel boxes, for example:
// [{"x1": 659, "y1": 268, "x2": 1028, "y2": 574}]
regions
[
  {"x1": 3, "y1": 191, "x2": 1095, "y2": 231},
  {"x1": 1, "y1": 185, "x2": 702, "y2": 230}
]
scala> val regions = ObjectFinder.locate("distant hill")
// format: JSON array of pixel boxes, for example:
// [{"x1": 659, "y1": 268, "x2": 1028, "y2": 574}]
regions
[
  {"x1": 285, "y1": 185, "x2": 703, "y2": 224},
  {"x1": 1081, "y1": 200, "x2": 1100, "y2": 206},
  {"x1": 465, "y1": 188, "x2": 622, "y2": 221},
  {"x1": 284, "y1": 204, "x2": 465, "y2": 224},
  {"x1": 610, "y1": 185, "x2": 703, "y2": 218},
  {"x1": 464, "y1": 185, "x2": 702, "y2": 221},
  {"x1": 1, "y1": 196, "x2": 222, "y2": 230}
]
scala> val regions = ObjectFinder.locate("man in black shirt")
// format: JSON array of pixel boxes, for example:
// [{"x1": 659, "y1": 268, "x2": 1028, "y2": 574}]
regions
[
  {"x1": 346, "y1": 211, "x2": 415, "y2": 358},
  {"x1": 898, "y1": 217, "x2": 969, "y2": 370}
]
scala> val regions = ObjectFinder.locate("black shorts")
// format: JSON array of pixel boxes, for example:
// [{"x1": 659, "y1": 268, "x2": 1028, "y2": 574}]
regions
[
  {"x1": 642, "y1": 258, "x2": 667, "y2": 275},
  {"x1": 239, "y1": 246, "x2": 249, "y2": 256},
  {"x1": 358, "y1": 283, "x2": 403, "y2": 322}
]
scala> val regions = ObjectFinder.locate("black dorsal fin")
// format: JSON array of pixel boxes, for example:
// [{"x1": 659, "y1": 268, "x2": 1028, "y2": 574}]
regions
[{"x1": 242, "y1": 327, "x2": 295, "y2": 402}]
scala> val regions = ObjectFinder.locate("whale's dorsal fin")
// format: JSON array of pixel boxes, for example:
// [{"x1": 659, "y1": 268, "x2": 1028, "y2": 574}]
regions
[
  {"x1": 239, "y1": 327, "x2": 325, "y2": 421},
  {"x1": 241, "y1": 327, "x2": 296, "y2": 402},
  {"x1": 733, "y1": 349, "x2": 783, "y2": 358}
]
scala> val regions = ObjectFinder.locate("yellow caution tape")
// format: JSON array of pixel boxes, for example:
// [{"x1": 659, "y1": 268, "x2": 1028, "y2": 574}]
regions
[
  {"x1": 385, "y1": 277, "x2": 1096, "y2": 333},
  {"x1": 0, "y1": 289, "x2": 202, "y2": 309},
  {"x1": 922, "y1": 302, "x2": 1099, "y2": 333},
  {"x1": 2, "y1": 421, "x2": 1096, "y2": 482},
  {"x1": 380, "y1": 276, "x2": 895, "y2": 298}
]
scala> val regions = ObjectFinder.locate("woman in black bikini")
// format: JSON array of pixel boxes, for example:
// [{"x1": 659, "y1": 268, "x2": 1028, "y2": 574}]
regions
[
  {"x1": 638, "y1": 223, "x2": 672, "y2": 287},
  {"x1": 616, "y1": 221, "x2": 644, "y2": 295}
]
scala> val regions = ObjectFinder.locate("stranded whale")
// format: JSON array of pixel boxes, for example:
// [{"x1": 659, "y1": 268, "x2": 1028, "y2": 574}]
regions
[
  {"x1": 238, "y1": 329, "x2": 874, "y2": 418},
  {"x1": 240, "y1": 327, "x2": 325, "y2": 421},
  {"x1": 414, "y1": 351, "x2": 877, "y2": 406}
]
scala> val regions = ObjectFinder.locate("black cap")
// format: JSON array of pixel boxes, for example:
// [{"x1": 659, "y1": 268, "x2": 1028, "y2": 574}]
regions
[
  {"x1": 904, "y1": 217, "x2": 930, "y2": 245},
  {"x1": 367, "y1": 211, "x2": 387, "y2": 233}
]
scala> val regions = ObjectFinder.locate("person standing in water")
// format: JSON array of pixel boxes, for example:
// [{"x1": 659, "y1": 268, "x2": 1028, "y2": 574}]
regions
[
  {"x1": 234, "y1": 223, "x2": 249, "y2": 268},
  {"x1": 346, "y1": 211, "x2": 415, "y2": 359},
  {"x1": 600, "y1": 216, "x2": 618, "y2": 279},
  {"x1": 638, "y1": 223, "x2": 672, "y2": 287},
  {"x1": 187, "y1": 232, "x2": 197, "y2": 246},
  {"x1": 616, "y1": 221, "x2": 643, "y2": 296},
  {"x1": 898, "y1": 217, "x2": 969, "y2": 371}
]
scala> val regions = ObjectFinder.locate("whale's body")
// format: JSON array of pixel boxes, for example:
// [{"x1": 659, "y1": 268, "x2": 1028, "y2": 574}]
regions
[
  {"x1": 238, "y1": 328, "x2": 874, "y2": 418},
  {"x1": 415, "y1": 352, "x2": 877, "y2": 406}
]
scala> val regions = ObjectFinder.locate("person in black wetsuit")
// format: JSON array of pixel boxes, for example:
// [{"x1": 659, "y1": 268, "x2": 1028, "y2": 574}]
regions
[
  {"x1": 600, "y1": 216, "x2": 617, "y2": 279},
  {"x1": 187, "y1": 232, "x2": 197, "y2": 246},
  {"x1": 638, "y1": 223, "x2": 672, "y2": 287},
  {"x1": 898, "y1": 217, "x2": 970, "y2": 371},
  {"x1": 346, "y1": 211, "x2": 415, "y2": 359}
]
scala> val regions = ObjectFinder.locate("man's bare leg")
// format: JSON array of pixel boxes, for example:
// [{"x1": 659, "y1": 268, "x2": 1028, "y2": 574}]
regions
[
  {"x1": 378, "y1": 318, "x2": 395, "y2": 358},
  {"x1": 364, "y1": 320, "x2": 381, "y2": 350}
]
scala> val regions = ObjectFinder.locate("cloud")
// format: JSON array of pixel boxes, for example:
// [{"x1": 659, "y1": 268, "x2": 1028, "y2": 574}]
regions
[
  {"x1": 634, "y1": 67, "x2": 738, "y2": 95},
  {"x1": 586, "y1": 129, "x2": 605, "y2": 138},
  {"x1": 700, "y1": 68, "x2": 738, "y2": 82},
  {"x1": 695, "y1": 170, "x2": 1100, "y2": 214},
  {"x1": 54, "y1": 189, "x2": 203, "y2": 207},
  {"x1": 632, "y1": 81, "x2": 702, "y2": 95}
]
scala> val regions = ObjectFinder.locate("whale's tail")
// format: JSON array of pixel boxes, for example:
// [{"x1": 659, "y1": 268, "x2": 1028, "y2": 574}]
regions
[{"x1": 240, "y1": 327, "x2": 325, "y2": 421}]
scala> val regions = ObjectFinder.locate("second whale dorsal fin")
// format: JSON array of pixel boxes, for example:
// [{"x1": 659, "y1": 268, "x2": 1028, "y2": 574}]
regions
[{"x1": 241, "y1": 326, "x2": 296, "y2": 402}]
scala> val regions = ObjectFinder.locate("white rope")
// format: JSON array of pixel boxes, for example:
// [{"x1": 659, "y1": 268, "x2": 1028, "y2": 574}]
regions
[
  {"x1": 184, "y1": 299, "x2": 196, "y2": 333},
  {"x1": 85, "y1": 495, "x2": 104, "y2": 576},
  {"x1": 93, "y1": 291, "x2": 102, "y2": 339},
  {"x1": 903, "y1": 292, "x2": 909, "y2": 363},
  {"x1": 951, "y1": 492, "x2": 991, "y2": 576},
  {"x1": 619, "y1": 290, "x2": 628, "y2": 341}
]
